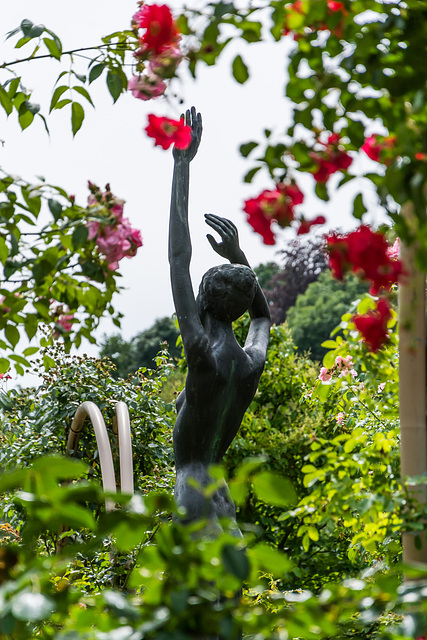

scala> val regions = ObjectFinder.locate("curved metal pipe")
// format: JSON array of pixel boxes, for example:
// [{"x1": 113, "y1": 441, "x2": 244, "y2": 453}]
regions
[
  {"x1": 67, "y1": 401, "x2": 116, "y2": 511},
  {"x1": 115, "y1": 401, "x2": 134, "y2": 495}
]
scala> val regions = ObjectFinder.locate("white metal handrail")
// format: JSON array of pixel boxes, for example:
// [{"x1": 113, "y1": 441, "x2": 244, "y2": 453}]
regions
[{"x1": 67, "y1": 401, "x2": 134, "y2": 511}]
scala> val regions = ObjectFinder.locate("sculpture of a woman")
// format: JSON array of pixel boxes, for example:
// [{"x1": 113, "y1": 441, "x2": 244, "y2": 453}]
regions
[{"x1": 169, "y1": 107, "x2": 270, "y2": 530}]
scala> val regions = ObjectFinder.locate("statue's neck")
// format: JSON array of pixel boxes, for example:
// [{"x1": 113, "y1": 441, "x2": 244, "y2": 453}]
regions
[{"x1": 203, "y1": 313, "x2": 236, "y2": 343}]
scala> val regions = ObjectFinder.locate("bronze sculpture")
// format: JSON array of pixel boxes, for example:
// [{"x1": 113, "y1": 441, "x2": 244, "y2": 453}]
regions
[{"x1": 169, "y1": 107, "x2": 270, "y2": 531}]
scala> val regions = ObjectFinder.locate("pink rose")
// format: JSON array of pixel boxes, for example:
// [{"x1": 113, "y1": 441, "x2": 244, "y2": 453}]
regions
[
  {"x1": 57, "y1": 314, "x2": 74, "y2": 332},
  {"x1": 318, "y1": 367, "x2": 332, "y2": 382},
  {"x1": 148, "y1": 44, "x2": 182, "y2": 78},
  {"x1": 128, "y1": 73, "x2": 167, "y2": 101}
]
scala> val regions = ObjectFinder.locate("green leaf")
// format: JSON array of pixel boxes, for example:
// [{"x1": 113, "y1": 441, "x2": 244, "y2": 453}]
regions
[
  {"x1": 232, "y1": 55, "x2": 249, "y2": 84},
  {"x1": 43, "y1": 37, "x2": 62, "y2": 59},
  {"x1": 0, "y1": 236, "x2": 8, "y2": 263},
  {"x1": 307, "y1": 526, "x2": 319, "y2": 542},
  {"x1": 55, "y1": 99, "x2": 72, "y2": 110},
  {"x1": 352, "y1": 193, "x2": 367, "y2": 220},
  {"x1": 73, "y1": 85, "x2": 94, "y2": 107},
  {"x1": 49, "y1": 85, "x2": 68, "y2": 112},
  {"x1": 18, "y1": 103, "x2": 34, "y2": 130},
  {"x1": 252, "y1": 471, "x2": 297, "y2": 506},
  {"x1": 0, "y1": 357, "x2": 10, "y2": 373},
  {"x1": 32, "y1": 455, "x2": 87, "y2": 480},
  {"x1": 240, "y1": 142, "x2": 258, "y2": 157},
  {"x1": 72, "y1": 225, "x2": 89, "y2": 249},
  {"x1": 337, "y1": 173, "x2": 355, "y2": 188},
  {"x1": 240, "y1": 20, "x2": 262, "y2": 42},
  {"x1": 89, "y1": 63, "x2": 106, "y2": 84},
  {"x1": 38, "y1": 113, "x2": 49, "y2": 135},
  {"x1": 244, "y1": 166, "x2": 261, "y2": 183},
  {"x1": 302, "y1": 532, "x2": 310, "y2": 552},
  {"x1": 73, "y1": 72, "x2": 87, "y2": 84},
  {"x1": 0, "y1": 467, "x2": 26, "y2": 492},
  {"x1": 5, "y1": 324, "x2": 20, "y2": 349},
  {"x1": 221, "y1": 544, "x2": 250, "y2": 580},
  {"x1": 24, "y1": 314, "x2": 38, "y2": 340},
  {"x1": 250, "y1": 543, "x2": 291, "y2": 575},
  {"x1": 0, "y1": 85, "x2": 13, "y2": 116},
  {"x1": 315, "y1": 181, "x2": 329, "y2": 201},
  {"x1": 15, "y1": 36, "x2": 32, "y2": 49},
  {"x1": 48, "y1": 198, "x2": 62, "y2": 220},
  {"x1": 321, "y1": 340, "x2": 338, "y2": 348},
  {"x1": 23, "y1": 346, "x2": 39, "y2": 356},
  {"x1": 106, "y1": 71, "x2": 123, "y2": 102},
  {"x1": 81, "y1": 260, "x2": 105, "y2": 283},
  {"x1": 9, "y1": 354, "x2": 31, "y2": 367},
  {"x1": 71, "y1": 101, "x2": 85, "y2": 136},
  {"x1": 43, "y1": 354, "x2": 56, "y2": 370}
]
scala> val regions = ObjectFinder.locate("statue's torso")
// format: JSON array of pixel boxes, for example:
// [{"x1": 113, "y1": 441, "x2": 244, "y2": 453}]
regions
[{"x1": 173, "y1": 338, "x2": 262, "y2": 468}]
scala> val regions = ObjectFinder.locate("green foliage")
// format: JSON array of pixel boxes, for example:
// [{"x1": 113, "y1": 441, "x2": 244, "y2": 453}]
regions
[
  {"x1": 99, "y1": 316, "x2": 181, "y2": 378},
  {"x1": 253, "y1": 260, "x2": 281, "y2": 289},
  {"x1": 1, "y1": 305, "x2": 426, "y2": 638},
  {"x1": 2, "y1": 19, "x2": 136, "y2": 135},
  {"x1": 178, "y1": 0, "x2": 427, "y2": 259},
  {"x1": 222, "y1": 305, "x2": 411, "y2": 595},
  {"x1": 286, "y1": 271, "x2": 369, "y2": 361},
  {"x1": 0, "y1": 340, "x2": 176, "y2": 519},
  {"x1": 1, "y1": 454, "x2": 427, "y2": 639},
  {"x1": 0, "y1": 173, "x2": 125, "y2": 373}
]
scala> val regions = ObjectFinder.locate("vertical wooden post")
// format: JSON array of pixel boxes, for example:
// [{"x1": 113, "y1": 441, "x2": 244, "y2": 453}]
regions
[{"x1": 399, "y1": 203, "x2": 427, "y2": 565}]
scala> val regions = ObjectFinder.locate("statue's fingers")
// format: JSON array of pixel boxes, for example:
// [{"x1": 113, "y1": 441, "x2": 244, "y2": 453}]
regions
[
  {"x1": 221, "y1": 218, "x2": 238, "y2": 235},
  {"x1": 206, "y1": 214, "x2": 235, "y2": 237},
  {"x1": 186, "y1": 109, "x2": 191, "y2": 126},
  {"x1": 196, "y1": 111, "x2": 203, "y2": 136},
  {"x1": 205, "y1": 215, "x2": 230, "y2": 237},
  {"x1": 206, "y1": 234, "x2": 220, "y2": 251}
]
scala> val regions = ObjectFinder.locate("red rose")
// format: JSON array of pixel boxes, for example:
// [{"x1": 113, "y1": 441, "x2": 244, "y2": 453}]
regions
[
  {"x1": 145, "y1": 114, "x2": 191, "y2": 150},
  {"x1": 297, "y1": 215, "x2": 326, "y2": 235},
  {"x1": 326, "y1": 226, "x2": 404, "y2": 292},
  {"x1": 136, "y1": 4, "x2": 179, "y2": 54},
  {"x1": 327, "y1": 1, "x2": 345, "y2": 10},
  {"x1": 244, "y1": 182, "x2": 304, "y2": 244},
  {"x1": 353, "y1": 298, "x2": 391, "y2": 351},
  {"x1": 326, "y1": 232, "x2": 351, "y2": 279},
  {"x1": 361, "y1": 134, "x2": 396, "y2": 164},
  {"x1": 311, "y1": 134, "x2": 352, "y2": 183}
]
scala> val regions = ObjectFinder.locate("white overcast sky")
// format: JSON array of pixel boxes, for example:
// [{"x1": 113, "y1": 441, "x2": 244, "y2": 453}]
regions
[{"x1": 2, "y1": 1, "x2": 383, "y2": 383}]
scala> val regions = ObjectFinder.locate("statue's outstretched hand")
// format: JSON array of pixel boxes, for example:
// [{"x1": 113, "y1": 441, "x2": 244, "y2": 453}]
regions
[
  {"x1": 205, "y1": 214, "x2": 243, "y2": 263},
  {"x1": 173, "y1": 106, "x2": 202, "y2": 162}
]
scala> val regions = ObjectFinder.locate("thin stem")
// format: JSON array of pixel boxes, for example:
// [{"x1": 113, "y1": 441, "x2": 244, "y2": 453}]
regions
[
  {"x1": 0, "y1": 44, "x2": 128, "y2": 69},
  {"x1": 355, "y1": 396, "x2": 388, "y2": 428}
]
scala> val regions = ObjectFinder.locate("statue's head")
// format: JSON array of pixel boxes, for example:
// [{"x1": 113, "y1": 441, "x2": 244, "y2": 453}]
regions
[{"x1": 196, "y1": 264, "x2": 257, "y2": 323}]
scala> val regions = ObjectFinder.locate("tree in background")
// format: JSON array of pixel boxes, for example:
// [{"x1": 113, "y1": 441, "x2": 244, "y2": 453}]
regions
[
  {"x1": 99, "y1": 316, "x2": 180, "y2": 378},
  {"x1": 263, "y1": 236, "x2": 328, "y2": 325},
  {"x1": 253, "y1": 261, "x2": 281, "y2": 289},
  {"x1": 286, "y1": 271, "x2": 369, "y2": 361}
]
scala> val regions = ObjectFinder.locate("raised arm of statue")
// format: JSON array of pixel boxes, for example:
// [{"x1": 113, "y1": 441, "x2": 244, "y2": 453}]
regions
[
  {"x1": 168, "y1": 108, "x2": 207, "y2": 360},
  {"x1": 204, "y1": 214, "x2": 270, "y2": 363}
]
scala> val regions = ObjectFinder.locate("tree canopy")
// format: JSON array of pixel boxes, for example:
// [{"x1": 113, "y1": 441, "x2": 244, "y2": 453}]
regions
[
  {"x1": 99, "y1": 316, "x2": 181, "y2": 378},
  {"x1": 286, "y1": 270, "x2": 369, "y2": 361}
]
